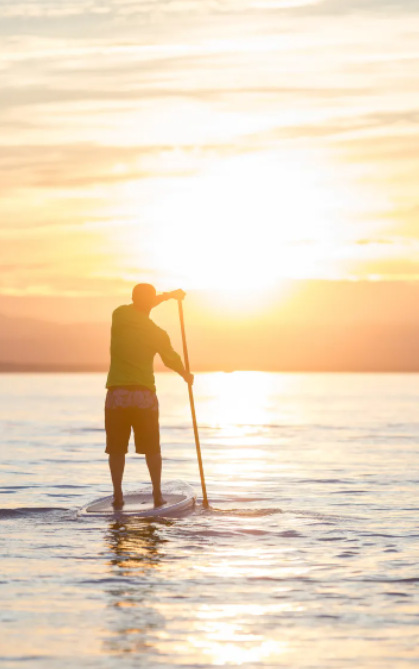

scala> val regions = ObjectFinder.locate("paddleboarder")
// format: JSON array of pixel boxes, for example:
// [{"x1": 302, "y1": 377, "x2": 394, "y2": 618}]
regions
[{"x1": 105, "y1": 284, "x2": 194, "y2": 509}]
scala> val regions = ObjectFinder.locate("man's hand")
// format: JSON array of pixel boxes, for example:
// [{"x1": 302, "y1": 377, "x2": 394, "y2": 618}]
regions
[
  {"x1": 169, "y1": 289, "x2": 186, "y2": 301},
  {"x1": 153, "y1": 289, "x2": 186, "y2": 309},
  {"x1": 183, "y1": 371, "x2": 194, "y2": 385}
]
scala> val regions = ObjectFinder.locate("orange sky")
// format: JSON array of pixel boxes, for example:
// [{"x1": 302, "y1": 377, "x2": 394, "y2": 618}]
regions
[{"x1": 2, "y1": 0, "x2": 419, "y2": 307}]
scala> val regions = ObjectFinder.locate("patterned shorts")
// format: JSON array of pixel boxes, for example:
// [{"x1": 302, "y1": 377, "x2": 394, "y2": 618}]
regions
[{"x1": 105, "y1": 386, "x2": 160, "y2": 455}]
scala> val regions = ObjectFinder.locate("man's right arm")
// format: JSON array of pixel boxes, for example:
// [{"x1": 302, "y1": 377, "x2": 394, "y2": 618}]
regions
[{"x1": 157, "y1": 330, "x2": 194, "y2": 385}]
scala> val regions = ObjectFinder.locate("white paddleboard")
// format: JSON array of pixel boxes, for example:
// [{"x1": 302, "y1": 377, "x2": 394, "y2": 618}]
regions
[{"x1": 78, "y1": 480, "x2": 196, "y2": 518}]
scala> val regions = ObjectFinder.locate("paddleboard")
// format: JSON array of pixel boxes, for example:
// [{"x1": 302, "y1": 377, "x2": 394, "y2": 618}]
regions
[{"x1": 78, "y1": 480, "x2": 196, "y2": 518}]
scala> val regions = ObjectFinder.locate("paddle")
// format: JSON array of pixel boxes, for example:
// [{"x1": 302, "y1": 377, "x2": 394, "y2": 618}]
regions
[{"x1": 177, "y1": 299, "x2": 209, "y2": 508}]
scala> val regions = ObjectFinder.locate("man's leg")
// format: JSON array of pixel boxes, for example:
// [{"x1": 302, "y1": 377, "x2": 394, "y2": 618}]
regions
[
  {"x1": 145, "y1": 452, "x2": 166, "y2": 507},
  {"x1": 105, "y1": 391, "x2": 131, "y2": 509},
  {"x1": 109, "y1": 454, "x2": 125, "y2": 508}
]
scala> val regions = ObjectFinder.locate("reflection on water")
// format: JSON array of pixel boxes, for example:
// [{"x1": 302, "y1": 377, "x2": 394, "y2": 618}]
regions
[
  {"x1": 106, "y1": 519, "x2": 168, "y2": 574},
  {"x1": 102, "y1": 514, "x2": 293, "y2": 666},
  {"x1": 201, "y1": 372, "x2": 288, "y2": 443},
  {"x1": 1, "y1": 372, "x2": 419, "y2": 668},
  {"x1": 103, "y1": 520, "x2": 171, "y2": 656}
]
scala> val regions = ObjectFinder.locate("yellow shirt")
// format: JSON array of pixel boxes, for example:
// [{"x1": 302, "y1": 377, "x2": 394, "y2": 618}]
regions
[{"x1": 106, "y1": 304, "x2": 185, "y2": 392}]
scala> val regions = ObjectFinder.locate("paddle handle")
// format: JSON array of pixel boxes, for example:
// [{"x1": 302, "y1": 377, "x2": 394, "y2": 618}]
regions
[{"x1": 178, "y1": 300, "x2": 209, "y2": 508}]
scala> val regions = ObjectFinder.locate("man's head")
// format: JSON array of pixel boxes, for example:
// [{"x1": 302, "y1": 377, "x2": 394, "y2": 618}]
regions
[{"x1": 132, "y1": 283, "x2": 156, "y2": 313}]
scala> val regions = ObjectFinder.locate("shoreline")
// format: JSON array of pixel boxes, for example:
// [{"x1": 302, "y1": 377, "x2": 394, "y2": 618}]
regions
[{"x1": 1, "y1": 364, "x2": 419, "y2": 374}]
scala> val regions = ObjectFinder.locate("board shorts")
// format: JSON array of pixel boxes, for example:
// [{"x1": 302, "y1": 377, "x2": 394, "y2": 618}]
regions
[{"x1": 105, "y1": 386, "x2": 160, "y2": 456}]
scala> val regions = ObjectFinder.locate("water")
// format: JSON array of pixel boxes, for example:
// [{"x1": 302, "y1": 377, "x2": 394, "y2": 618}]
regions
[{"x1": 0, "y1": 372, "x2": 418, "y2": 668}]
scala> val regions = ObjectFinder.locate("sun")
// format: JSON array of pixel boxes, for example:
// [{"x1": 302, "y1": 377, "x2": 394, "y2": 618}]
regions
[{"x1": 133, "y1": 149, "x2": 358, "y2": 290}]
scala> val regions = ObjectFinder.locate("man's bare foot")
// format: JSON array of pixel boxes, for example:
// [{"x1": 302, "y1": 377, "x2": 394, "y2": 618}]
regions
[
  {"x1": 153, "y1": 492, "x2": 166, "y2": 508},
  {"x1": 112, "y1": 495, "x2": 124, "y2": 510}
]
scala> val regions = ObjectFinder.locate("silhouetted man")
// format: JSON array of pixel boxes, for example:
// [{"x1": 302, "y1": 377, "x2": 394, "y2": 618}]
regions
[{"x1": 105, "y1": 284, "x2": 193, "y2": 508}]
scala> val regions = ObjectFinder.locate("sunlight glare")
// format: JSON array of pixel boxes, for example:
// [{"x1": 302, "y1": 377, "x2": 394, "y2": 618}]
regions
[
  {"x1": 202, "y1": 372, "x2": 280, "y2": 431},
  {"x1": 143, "y1": 150, "x2": 358, "y2": 289}
]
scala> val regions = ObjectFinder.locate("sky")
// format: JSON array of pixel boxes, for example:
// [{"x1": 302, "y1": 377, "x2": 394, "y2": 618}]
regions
[{"x1": 2, "y1": 0, "x2": 419, "y2": 303}]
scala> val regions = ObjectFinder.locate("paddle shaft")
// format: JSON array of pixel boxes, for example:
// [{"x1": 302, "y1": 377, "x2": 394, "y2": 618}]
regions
[{"x1": 177, "y1": 300, "x2": 209, "y2": 508}]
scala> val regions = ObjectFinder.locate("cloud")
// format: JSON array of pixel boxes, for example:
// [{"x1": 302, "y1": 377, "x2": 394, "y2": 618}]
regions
[
  {"x1": 383, "y1": 211, "x2": 419, "y2": 241},
  {"x1": 356, "y1": 239, "x2": 394, "y2": 246},
  {"x1": 0, "y1": 0, "x2": 325, "y2": 20},
  {"x1": 1, "y1": 84, "x2": 373, "y2": 113},
  {"x1": 357, "y1": 259, "x2": 419, "y2": 279},
  {"x1": 242, "y1": 0, "x2": 323, "y2": 7},
  {"x1": 0, "y1": 143, "x2": 225, "y2": 193},
  {"x1": 0, "y1": 263, "x2": 51, "y2": 272},
  {"x1": 242, "y1": 110, "x2": 419, "y2": 147},
  {"x1": 297, "y1": 0, "x2": 419, "y2": 15},
  {"x1": 2, "y1": 0, "x2": 418, "y2": 21}
]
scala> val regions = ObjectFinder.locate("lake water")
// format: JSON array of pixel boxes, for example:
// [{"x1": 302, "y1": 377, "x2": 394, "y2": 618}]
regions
[{"x1": 0, "y1": 372, "x2": 418, "y2": 668}]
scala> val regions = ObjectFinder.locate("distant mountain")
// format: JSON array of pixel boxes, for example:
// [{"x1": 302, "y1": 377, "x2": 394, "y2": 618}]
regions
[
  {"x1": 0, "y1": 314, "x2": 109, "y2": 370},
  {"x1": 1, "y1": 282, "x2": 419, "y2": 372}
]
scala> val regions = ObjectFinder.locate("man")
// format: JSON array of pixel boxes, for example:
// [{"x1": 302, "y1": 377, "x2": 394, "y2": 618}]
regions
[{"x1": 105, "y1": 283, "x2": 193, "y2": 509}]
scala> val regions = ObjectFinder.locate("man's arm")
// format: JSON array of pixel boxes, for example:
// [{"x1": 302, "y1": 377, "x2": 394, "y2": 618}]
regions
[
  {"x1": 152, "y1": 289, "x2": 186, "y2": 309},
  {"x1": 157, "y1": 329, "x2": 194, "y2": 385}
]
